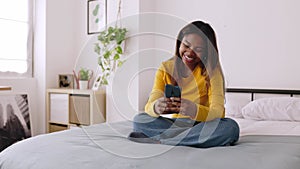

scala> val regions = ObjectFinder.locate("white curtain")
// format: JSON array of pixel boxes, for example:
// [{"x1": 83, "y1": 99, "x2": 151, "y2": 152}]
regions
[{"x1": 0, "y1": 0, "x2": 33, "y2": 78}]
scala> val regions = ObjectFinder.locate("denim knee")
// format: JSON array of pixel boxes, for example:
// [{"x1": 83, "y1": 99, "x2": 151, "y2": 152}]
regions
[
  {"x1": 133, "y1": 113, "x2": 156, "y2": 130},
  {"x1": 224, "y1": 118, "x2": 240, "y2": 142},
  {"x1": 133, "y1": 113, "x2": 153, "y2": 123}
]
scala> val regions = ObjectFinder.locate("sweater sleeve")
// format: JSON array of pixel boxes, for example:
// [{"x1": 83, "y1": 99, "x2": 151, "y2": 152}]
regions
[
  {"x1": 144, "y1": 65, "x2": 166, "y2": 117},
  {"x1": 194, "y1": 69, "x2": 225, "y2": 122}
]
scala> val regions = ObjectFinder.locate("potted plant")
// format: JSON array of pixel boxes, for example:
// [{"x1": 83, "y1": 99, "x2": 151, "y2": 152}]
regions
[
  {"x1": 94, "y1": 26, "x2": 127, "y2": 86},
  {"x1": 92, "y1": 0, "x2": 128, "y2": 86},
  {"x1": 74, "y1": 68, "x2": 93, "y2": 89}
]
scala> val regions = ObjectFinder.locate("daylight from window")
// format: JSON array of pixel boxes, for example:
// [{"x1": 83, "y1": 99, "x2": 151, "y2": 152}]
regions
[{"x1": 0, "y1": 0, "x2": 30, "y2": 74}]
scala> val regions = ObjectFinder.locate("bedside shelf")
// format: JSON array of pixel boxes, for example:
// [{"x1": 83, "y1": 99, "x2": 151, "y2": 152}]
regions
[{"x1": 46, "y1": 89, "x2": 106, "y2": 133}]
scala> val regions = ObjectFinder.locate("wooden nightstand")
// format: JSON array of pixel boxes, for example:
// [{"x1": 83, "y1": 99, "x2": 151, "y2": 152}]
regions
[{"x1": 46, "y1": 88, "x2": 106, "y2": 133}]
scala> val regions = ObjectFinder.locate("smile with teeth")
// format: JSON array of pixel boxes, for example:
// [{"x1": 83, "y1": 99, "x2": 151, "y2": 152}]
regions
[{"x1": 184, "y1": 54, "x2": 194, "y2": 63}]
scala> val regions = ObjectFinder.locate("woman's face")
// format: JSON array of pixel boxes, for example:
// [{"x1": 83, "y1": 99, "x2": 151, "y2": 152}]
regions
[{"x1": 179, "y1": 33, "x2": 206, "y2": 71}]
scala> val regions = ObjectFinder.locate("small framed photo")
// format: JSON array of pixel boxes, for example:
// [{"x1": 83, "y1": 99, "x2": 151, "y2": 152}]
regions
[
  {"x1": 59, "y1": 74, "x2": 74, "y2": 89},
  {"x1": 87, "y1": 0, "x2": 107, "y2": 34}
]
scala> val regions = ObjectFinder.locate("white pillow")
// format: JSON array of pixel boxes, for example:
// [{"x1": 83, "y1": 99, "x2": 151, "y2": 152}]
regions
[
  {"x1": 225, "y1": 93, "x2": 250, "y2": 118},
  {"x1": 225, "y1": 102, "x2": 244, "y2": 118},
  {"x1": 242, "y1": 97, "x2": 300, "y2": 121}
]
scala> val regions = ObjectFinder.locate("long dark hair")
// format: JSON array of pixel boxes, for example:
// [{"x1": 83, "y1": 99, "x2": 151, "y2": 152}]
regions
[{"x1": 172, "y1": 21, "x2": 224, "y2": 89}]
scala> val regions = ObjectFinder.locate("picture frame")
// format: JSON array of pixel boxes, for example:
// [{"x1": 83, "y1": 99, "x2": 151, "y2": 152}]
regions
[
  {"x1": 87, "y1": 0, "x2": 107, "y2": 35},
  {"x1": 58, "y1": 74, "x2": 74, "y2": 89},
  {"x1": 0, "y1": 94, "x2": 31, "y2": 151}
]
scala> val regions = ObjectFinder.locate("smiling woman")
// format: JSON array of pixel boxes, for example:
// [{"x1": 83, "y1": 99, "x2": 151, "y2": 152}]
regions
[
  {"x1": 180, "y1": 33, "x2": 204, "y2": 71},
  {"x1": 0, "y1": 0, "x2": 33, "y2": 78},
  {"x1": 129, "y1": 21, "x2": 239, "y2": 148}
]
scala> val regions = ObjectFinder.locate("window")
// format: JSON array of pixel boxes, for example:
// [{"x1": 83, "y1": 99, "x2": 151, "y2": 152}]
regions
[{"x1": 0, "y1": 0, "x2": 33, "y2": 78}]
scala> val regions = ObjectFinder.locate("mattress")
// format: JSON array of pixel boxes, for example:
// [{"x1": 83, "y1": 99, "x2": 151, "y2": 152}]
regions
[
  {"x1": 232, "y1": 117, "x2": 300, "y2": 136},
  {"x1": 0, "y1": 120, "x2": 300, "y2": 169}
]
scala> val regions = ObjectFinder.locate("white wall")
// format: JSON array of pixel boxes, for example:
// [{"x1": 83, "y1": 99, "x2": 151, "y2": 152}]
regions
[
  {"x1": 105, "y1": 0, "x2": 140, "y2": 122},
  {"x1": 32, "y1": 0, "x2": 46, "y2": 135},
  {"x1": 151, "y1": 0, "x2": 300, "y2": 90},
  {"x1": 46, "y1": 0, "x2": 81, "y2": 88}
]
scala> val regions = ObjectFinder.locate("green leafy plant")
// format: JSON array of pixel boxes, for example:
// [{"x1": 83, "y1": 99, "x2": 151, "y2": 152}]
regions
[
  {"x1": 94, "y1": 26, "x2": 128, "y2": 85},
  {"x1": 92, "y1": 0, "x2": 127, "y2": 86},
  {"x1": 79, "y1": 68, "x2": 91, "y2": 81}
]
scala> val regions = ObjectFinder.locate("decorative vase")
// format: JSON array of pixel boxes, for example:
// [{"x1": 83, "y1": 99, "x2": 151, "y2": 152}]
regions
[{"x1": 79, "y1": 80, "x2": 88, "y2": 89}]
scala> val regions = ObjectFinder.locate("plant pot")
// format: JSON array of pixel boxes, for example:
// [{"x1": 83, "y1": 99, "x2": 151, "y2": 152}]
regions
[{"x1": 79, "y1": 80, "x2": 88, "y2": 89}]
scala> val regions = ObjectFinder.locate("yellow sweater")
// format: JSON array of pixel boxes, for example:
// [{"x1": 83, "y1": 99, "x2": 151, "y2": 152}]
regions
[{"x1": 144, "y1": 59, "x2": 225, "y2": 122}]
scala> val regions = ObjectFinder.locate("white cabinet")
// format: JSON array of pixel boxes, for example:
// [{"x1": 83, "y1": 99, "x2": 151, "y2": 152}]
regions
[
  {"x1": 49, "y1": 94, "x2": 69, "y2": 124},
  {"x1": 46, "y1": 89, "x2": 106, "y2": 133}
]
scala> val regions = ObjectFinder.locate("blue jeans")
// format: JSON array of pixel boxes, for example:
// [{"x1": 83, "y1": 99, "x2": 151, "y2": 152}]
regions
[{"x1": 133, "y1": 113, "x2": 240, "y2": 148}]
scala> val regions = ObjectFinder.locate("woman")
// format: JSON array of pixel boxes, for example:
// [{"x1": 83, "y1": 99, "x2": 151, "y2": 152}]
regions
[{"x1": 129, "y1": 21, "x2": 239, "y2": 148}]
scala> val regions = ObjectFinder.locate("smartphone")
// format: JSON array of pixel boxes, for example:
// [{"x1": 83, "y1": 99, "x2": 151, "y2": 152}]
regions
[{"x1": 165, "y1": 84, "x2": 181, "y2": 98}]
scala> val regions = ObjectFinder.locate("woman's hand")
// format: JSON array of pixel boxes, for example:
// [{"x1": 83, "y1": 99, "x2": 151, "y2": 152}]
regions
[
  {"x1": 154, "y1": 97, "x2": 197, "y2": 118},
  {"x1": 154, "y1": 97, "x2": 181, "y2": 115},
  {"x1": 178, "y1": 98, "x2": 197, "y2": 119}
]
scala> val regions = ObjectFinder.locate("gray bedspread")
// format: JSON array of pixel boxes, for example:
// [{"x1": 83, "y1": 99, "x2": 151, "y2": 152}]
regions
[{"x1": 0, "y1": 121, "x2": 300, "y2": 169}]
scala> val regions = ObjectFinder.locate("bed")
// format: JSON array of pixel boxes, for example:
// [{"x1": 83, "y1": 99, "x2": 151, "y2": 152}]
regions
[{"x1": 1, "y1": 88, "x2": 300, "y2": 169}]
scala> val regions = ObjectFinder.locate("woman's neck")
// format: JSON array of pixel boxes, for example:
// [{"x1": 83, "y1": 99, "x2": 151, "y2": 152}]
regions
[{"x1": 181, "y1": 65, "x2": 194, "y2": 78}]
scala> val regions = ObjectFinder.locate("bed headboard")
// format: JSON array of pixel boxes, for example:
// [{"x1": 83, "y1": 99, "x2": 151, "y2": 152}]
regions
[{"x1": 226, "y1": 88, "x2": 300, "y2": 101}]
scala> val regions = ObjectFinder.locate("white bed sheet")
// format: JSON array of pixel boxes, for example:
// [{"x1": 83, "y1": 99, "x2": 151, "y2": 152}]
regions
[{"x1": 232, "y1": 117, "x2": 300, "y2": 136}]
